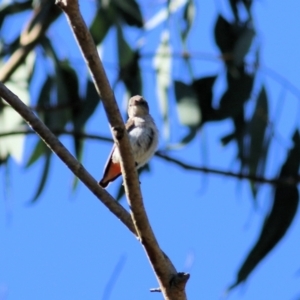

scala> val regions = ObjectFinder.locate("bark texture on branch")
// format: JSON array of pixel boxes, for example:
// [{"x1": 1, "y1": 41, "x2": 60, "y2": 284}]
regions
[{"x1": 55, "y1": 0, "x2": 188, "y2": 298}]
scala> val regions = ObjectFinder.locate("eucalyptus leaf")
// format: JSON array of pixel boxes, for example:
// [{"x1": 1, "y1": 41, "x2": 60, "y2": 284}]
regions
[
  {"x1": 247, "y1": 87, "x2": 269, "y2": 193},
  {"x1": 112, "y1": 0, "x2": 143, "y2": 27},
  {"x1": 0, "y1": 52, "x2": 35, "y2": 162},
  {"x1": 174, "y1": 80, "x2": 201, "y2": 127},
  {"x1": 182, "y1": 0, "x2": 195, "y2": 42},
  {"x1": 228, "y1": 130, "x2": 300, "y2": 291},
  {"x1": 192, "y1": 76, "x2": 217, "y2": 123},
  {"x1": 28, "y1": 150, "x2": 52, "y2": 203},
  {"x1": 116, "y1": 25, "x2": 134, "y2": 68},
  {"x1": 73, "y1": 80, "x2": 100, "y2": 130},
  {"x1": 219, "y1": 68, "x2": 254, "y2": 119},
  {"x1": 90, "y1": 6, "x2": 116, "y2": 45},
  {"x1": 153, "y1": 30, "x2": 172, "y2": 139},
  {"x1": 26, "y1": 140, "x2": 47, "y2": 167},
  {"x1": 0, "y1": 1, "x2": 32, "y2": 29},
  {"x1": 233, "y1": 27, "x2": 255, "y2": 66}
]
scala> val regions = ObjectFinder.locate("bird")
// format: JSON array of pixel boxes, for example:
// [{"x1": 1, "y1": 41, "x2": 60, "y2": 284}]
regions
[{"x1": 99, "y1": 95, "x2": 158, "y2": 188}]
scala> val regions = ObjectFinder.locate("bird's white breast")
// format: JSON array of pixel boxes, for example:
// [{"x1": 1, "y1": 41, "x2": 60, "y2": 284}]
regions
[{"x1": 112, "y1": 115, "x2": 158, "y2": 167}]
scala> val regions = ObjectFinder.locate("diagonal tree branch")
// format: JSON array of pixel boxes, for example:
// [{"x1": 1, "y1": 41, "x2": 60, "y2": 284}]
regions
[
  {"x1": 0, "y1": 82, "x2": 136, "y2": 235},
  {"x1": 0, "y1": 1, "x2": 61, "y2": 83},
  {"x1": 2, "y1": 0, "x2": 190, "y2": 298},
  {"x1": 55, "y1": 1, "x2": 188, "y2": 299}
]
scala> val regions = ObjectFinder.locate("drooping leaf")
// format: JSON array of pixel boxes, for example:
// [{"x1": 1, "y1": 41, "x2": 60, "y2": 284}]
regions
[
  {"x1": 28, "y1": 150, "x2": 52, "y2": 203},
  {"x1": 233, "y1": 26, "x2": 255, "y2": 66},
  {"x1": 121, "y1": 51, "x2": 142, "y2": 97},
  {"x1": 181, "y1": 0, "x2": 195, "y2": 42},
  {"x1": 192, "y1": 76, "x2": 217, "y2": 123},
  {"x1": 153, "y1": 30, "x2": 172, "y2": 139},
  {"x1": 0, "y1": 1, "x2": 32, "y2": 29},
  {"x1": 144, "y1": 0, "x2": 188, "y2": 31},
  {"x1": 40, "y1": 40, "x2": 74, "y2": 131},
  {"x1": 0, "y1": 52, "x2": 35, "y2": 162},
  {"x1": 72, "y1": 80, "x2": 100, "y2": 159},
  {"x1": 228, "y1": 130, "x2": 300, "y2": 291},
  {"x1": 247, "y1": 87, "x2": 269, "y2": 195},
  {"x1": 214, "y1": 15, "x2": 254, "y2": 66},
  {"x1": 52, "y1": 60, "x2": 77, "y2": 130},
  {"x1": 219, "y1": 67, "x2": 254, "y2": 119},
  {"x1": 90, "y1": 5, "x2": 116, "y2": 45},
  {"x1": 229, "y1": 0, "x2": 253, "y2": 22},
  {"x1": 117, "y1": 25, "x2": 134, "y2": 68},
  {"x1": 221, "y1": 111, "x2": 247, "y2": 171},
  {"x1": 26, "y1": 140, "x2": 48, "y2": 167},
  {"x1": 214, "y1": 15, "x2": 236, "y2": 55},
  {"x1": 37, "y1": 76, "x2": 53, "y2": 108},
  {"x1": 116, "y1": 26, "x2": 142, "y2": 96},
  {"x1": 112, "y1": 0, "x2": 143, "y2": 28},
  {"x1": 73, "y1": 80, "x2": 100, "y2": 130},
  {"x1": 174, "y1": 80, "x2": 201, "y2": 127}
]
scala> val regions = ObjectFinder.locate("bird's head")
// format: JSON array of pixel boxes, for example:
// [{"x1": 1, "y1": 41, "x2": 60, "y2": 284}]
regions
[{"x1": 128, "y1": 95, "x2": 149, "y2": 117}]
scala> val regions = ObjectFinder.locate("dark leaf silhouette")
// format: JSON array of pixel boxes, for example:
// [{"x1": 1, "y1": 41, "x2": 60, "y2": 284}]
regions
[
  {"x1": 219, "y1": 67, "x2": 254, "y2": 119},
  {"x1": 192, "y1": 76, "x2": 217, "y2": 123},
  {"x1": 174, "y1": 80, "x2": 201, "y2": 127},
  {"x1": 90, "y1": 5, "x2": 115, "y2": 45},
  {"x1": 228, "y1": 130, "x2": 300, "y2": 290},
  {"x1": 112, "y1": 0, "x2": 143, "y2": 27},
  {"x1": 247, "y1": 87, "x2": 269, "y2": 196},
  {"x1": 28, "y1": 150, "x2": 52, "y2": 203}
]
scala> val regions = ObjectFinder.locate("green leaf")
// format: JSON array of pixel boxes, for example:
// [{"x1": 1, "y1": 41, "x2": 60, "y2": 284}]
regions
[
  {"x1": 116, "y1": 25, "x2": 135, "y2": 68},
  {"x1": 181, "y1": 0, "x2": 195, "y2": 42},
  {"x1": 0, "y1": 1, "x2": 32, "y2": 29},
  {"x1": 73, "y1": 80, "x2": 100, "y2": 130},
  {"x1": 28, "y1": 150, "x2": 52, "y2": 203},
  {"x1": 51, "y1": 60, "x2": 76, "y2": 130},
  {"x1": 26, "y1": 140, "x2": 47, "y2": 167},
  {"x1": 40, "y1": 40, "x2": 74, "y2": 131},
  {"x1": 121, "y1": 52, "x2": 142, "y2": 97},
  {"x1": 229, "y1": 0, "x2": 253, "y2": 22},
  {"x1": 221, "y1": 111, "x2": 247, "y2": 168},
  {"x1": 0, "y1": 52, "x2": 35, "y2": 162},
  {"x1": 192, "y1": 76, "x2": 217, "y2": 123},
  {"x1": 174, "y1": 80, "x2": 201, "y2": 127},
  {"x1": 247, "y1": 87, "x2": 269, "y2": 194},
  {"x1": 228, "y1": 130, "x2": 300, "y2": 291},
  {"x1": 214, "y1": 14, "x2": 254, "y2": 66},
  {"x1": 233, "y1": 27, "x2": 255, "y2": 66},
  {"x1": 214, "y1": 15, "x2": 235, "y2": 54},
  {"x1": 219, "y1": 67, "x2": 254, "y2": 119},
  {"x1": 112, "y1": 0, "x2": 143, "y2": 28},
  {"x1": 90, "y1": 6, "x2": 115, "y2": 45},
  {"x1": 116, "y1": 25, "x2": 142, "y2": 96},
  {"x1": 153, "y1": 30, "x2": 172, "y2": 139},
  {"x1": 37, "y1": 76, "x2": 53, "y2": 107},
  {"x1": 71, "y1": 79, "x2": 99, "y2": 161}
]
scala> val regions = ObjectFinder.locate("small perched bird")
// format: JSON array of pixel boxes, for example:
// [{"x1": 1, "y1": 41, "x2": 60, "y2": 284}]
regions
[{"x1": 99, "y1": 95, "x2": 158, "y2": 188}]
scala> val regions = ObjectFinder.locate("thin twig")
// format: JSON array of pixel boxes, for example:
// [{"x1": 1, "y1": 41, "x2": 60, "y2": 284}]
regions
[
  {"x1": 0, "y1": 2, "x2": 61, "y2": 83},
  {"x1": 155, "y1": 152, "x2": 300, "y2": 186},
  {"x1": 1, "y1": 129, "x2": 298, "y2": 186}
]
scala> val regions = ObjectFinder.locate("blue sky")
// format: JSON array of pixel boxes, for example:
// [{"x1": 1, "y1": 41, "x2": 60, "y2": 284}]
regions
[{"x1": 1, "y1": 1, "x2": 300, "y2": 300}]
